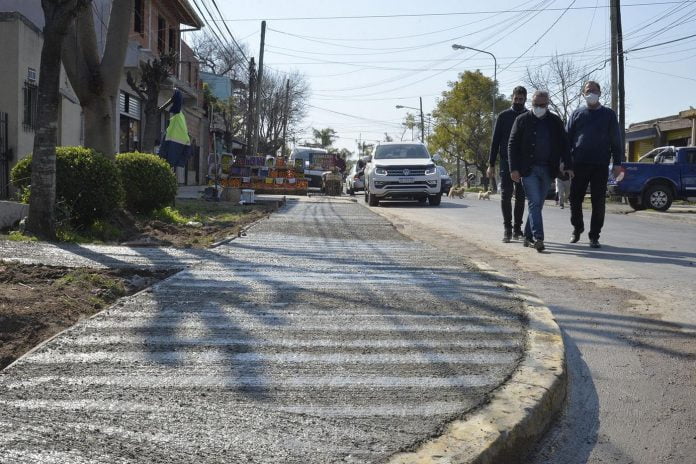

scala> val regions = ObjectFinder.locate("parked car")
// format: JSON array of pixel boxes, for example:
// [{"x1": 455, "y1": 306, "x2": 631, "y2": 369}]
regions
[
  {"x1": 344, "y1": 163, "x2": 365, "y2": 195},
  {"x1": 437, "y1": 165, "x2": 452, "y2": 195},
  {"x1": 608, "y1": 145, "x2": 696, "y2": 211},
  {"x1": 364, "y1": 142, "x2": 441, "y2": 206}
]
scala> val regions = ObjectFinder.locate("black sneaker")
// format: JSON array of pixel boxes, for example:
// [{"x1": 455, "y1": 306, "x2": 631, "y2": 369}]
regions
[
  {"x1": 534, "y1": 239, "x2": 545, "y2": 252},
  {"x1": 523, "y1": 237, "x2": 535, "y2": 247},
  {"x1": 513, "y1": 229, "x2": 523, "y2": 239},
  {"x1": 502, "y1": 229, "x2": 512, "y2": 243},
  {"x1": 589, "y1": 239, "x2": 601, "y2": 248},
  {"x1": 570, "y1": 230, "x2": 583, "y2": 243}
]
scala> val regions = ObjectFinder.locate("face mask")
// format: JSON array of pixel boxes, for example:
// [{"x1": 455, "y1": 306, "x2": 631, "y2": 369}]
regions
[
  {"x1": 512, "y1": 103, "x2": 525, "y2": 112},
  {"x1": 532, "y1": 106, "x2": 547, "y2": 118},
  {"x1": 584, "y1": 93, "x2": 600, "y2": 105}
]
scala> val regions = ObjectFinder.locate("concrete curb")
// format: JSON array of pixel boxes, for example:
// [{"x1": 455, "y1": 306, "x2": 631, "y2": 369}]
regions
[{"x1": 365, "y1": 205, "x2": 567, "y2": 464}]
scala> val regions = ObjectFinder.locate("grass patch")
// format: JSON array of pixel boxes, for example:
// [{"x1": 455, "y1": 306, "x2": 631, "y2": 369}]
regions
[
  {"x1": 54, "y1": 269, "x2": 127, "y2": 302},
  {"x1": 5, "y1": 231, "x2": 38, "y2": 242},
  {"x1": 148, "y1": 206, "x2": 190, "y2": 225}
]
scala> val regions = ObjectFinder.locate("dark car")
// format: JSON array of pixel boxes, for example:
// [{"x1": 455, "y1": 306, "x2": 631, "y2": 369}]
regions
[{"x1": 437, "y1": 165, "x2": 452, "y2": 195}]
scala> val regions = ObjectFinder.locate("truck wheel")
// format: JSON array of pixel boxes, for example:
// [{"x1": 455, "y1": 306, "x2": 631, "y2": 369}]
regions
[
  {"x1": 348, "y1": 184, "x2": 354, "y2": 195},
  {"x1": 368, "y1": 191, "x2": 380, "y2": 206},
  {"x1": 364, "y1": 189, "x2": 369, "y2": 203},
  {"x1": 643, "y1": 184, "x2": 673, "y2": 211},
  {"x1": 428, "y1": 194, "x2": 442, "y2": 206},
  {"x1": 417, "y1": 197, "x2": 427, "y2": 204},
  {"x1": 627, "y1": 197, "x2": 645, "y2": 211}
]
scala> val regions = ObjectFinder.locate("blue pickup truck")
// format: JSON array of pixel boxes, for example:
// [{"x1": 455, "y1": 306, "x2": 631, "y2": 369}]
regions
[{"x1": 609, "y1": 146, "x2": 696, "y2": 211}]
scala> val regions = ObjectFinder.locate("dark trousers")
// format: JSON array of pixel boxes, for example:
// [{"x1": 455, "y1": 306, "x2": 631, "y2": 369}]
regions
[
  {"x1": 570, "y1": 163, "x2": 609, "y2": 240},
  {"x1": 500, "y1": 166, "x2": 525, "y2": 231}
]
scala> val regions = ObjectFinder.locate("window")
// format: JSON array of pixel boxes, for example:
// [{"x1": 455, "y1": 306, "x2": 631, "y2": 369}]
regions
[
  {"x1": 157, "y1": 16, "x2": 166, "y2": 53},
  {"x1": 169, "y1": 27, "x2": 177, "y2": 54},
  {"x1": 23, "y1": 81, "x2": 38, "y2": 131},
  {"x1": 27, "y1": 67, "x2": 37, "y2": 83},
  {"x1": 374, "y1": 144, "x2": 430, "y2": 160},
  {"x1": 133, "y1": 0, "x2": 144, "y2": 34},
  {"x1": 683, "y1": 149, "x2": 696, "y2": 164}
]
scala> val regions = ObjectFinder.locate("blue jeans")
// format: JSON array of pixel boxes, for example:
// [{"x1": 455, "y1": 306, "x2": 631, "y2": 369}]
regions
[{"x1": 521, "y1": 165, "x2": 551, "y2": 241}]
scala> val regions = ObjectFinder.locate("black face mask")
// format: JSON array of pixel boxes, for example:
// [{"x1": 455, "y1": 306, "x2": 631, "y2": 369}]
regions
[{"x1": 512, "y1": 103, "x2": 525, "y2": 112}]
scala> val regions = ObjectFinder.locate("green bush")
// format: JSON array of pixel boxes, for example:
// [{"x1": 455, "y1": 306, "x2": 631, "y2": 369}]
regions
[
  {"x1": 116, "y1": 152, "x2": 177, "y2": 213},
  {"x1": 10, "y1": 147, "x2": 124, "y2": 226}
]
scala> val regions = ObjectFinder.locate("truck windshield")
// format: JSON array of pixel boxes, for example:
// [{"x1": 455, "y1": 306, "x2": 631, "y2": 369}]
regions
[{"x1": 374, "y1": 144, "x2": 430, "y2": 160}]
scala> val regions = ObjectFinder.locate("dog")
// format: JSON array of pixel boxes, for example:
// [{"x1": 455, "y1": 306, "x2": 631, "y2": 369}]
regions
[
  {"x1": 447, "y1": 186, "x2": 466, "y2": 199},
  {"x1": 477, "y1": 190, "x2": 491, "y2": 200}
]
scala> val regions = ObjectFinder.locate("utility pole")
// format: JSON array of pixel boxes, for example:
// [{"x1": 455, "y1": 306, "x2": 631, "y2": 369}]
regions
[
  {"x1": 610, "y1": 0, "x2": 618, "y2": 112},
  {"x1": 616, "y1": 0, "x2": 626, "y2": 145},
  {"x1": 419, "y1": 97, "x2": 425, "y2": 143},
  {"x1": 245, "y1": 58, "x2": 256, "y2": 157},
  {"x1": 281, "y1": 78, "x2": 290, "y2": 157},
  {"x1": 252, "y1": 21, "x2": 266, "y2": 157}
]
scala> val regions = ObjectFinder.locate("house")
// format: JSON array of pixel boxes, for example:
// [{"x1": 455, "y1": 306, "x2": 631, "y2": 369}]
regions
[
  {"x1": 625, "y1": 113, "x2": 693, "y2": 162},
  {"x1": 0, "y1": 0, "x2": 207, "y2": 199}
]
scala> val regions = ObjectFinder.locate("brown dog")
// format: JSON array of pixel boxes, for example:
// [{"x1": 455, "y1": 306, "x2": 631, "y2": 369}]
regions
[{"x1": 477, "y1": 190, "x2": 491, "y2": 200}]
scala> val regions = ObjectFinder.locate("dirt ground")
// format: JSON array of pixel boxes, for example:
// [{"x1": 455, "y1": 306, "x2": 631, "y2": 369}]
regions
[
  {"x1": 99, "y1": 200, "x2": 278, "y2": 248},
  {"x1": 0, "y1": 262, "x2": 176, "y2": 370}
]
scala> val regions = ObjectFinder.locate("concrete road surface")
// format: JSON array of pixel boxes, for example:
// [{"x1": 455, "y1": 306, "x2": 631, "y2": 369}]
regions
[
  {"x1": 371, "y1": 194, "x2": 696, "y2": 464},
  {"x1": 0, "y1": 198, "x2": 527, "y2": 463}
]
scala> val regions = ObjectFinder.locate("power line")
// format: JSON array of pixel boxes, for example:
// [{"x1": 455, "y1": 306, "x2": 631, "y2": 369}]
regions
[
  {"x1": 207, "y1": 0, "x2": 250, "y2": 63},
  {"x1": 207, "y1": 1, "x2": 696, "y2": 22}
]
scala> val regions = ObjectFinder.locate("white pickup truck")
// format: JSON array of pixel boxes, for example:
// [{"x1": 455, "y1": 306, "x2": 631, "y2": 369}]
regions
[{"x1": 364, "y1": 142, "x2": 441, "y2": 206}]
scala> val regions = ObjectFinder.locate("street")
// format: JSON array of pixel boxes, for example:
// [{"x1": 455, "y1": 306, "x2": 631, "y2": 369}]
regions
[{"x1": 371, "y1": 194, "x2": 696, "y2": 464}]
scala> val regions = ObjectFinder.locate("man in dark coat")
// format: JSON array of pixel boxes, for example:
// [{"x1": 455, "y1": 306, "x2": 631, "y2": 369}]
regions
[
  {"x1": 567, "y1": 81, "x2": 624, "y2": 248},
  {"x1": 488, "y1": 86, "x2": 528, "y2": 242},
  {"x1": 508, "y1": 90, "x2": 573, "y2": 252}
]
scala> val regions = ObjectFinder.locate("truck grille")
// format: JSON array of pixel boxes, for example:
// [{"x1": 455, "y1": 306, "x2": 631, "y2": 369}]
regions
[{"x1": 385, "y1": 166, "x2": 427, "y2": 176}]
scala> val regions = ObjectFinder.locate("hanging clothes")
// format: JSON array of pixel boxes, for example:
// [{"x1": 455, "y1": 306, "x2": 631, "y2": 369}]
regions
[{"x1": 159, "y1": 89, "x2": 191, "y2": 168}]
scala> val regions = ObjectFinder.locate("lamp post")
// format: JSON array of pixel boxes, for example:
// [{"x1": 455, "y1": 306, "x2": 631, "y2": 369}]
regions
[
  {"x1": 452, "y1": 44, "x2": 497, "y2": 132},
  {"x1": 396, "y1": 98, "x2": 426, "y2": 142}
]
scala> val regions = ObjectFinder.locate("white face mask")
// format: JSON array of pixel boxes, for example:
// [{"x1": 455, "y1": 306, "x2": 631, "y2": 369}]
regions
[
  {"x1": 584, "y1": 93, "x2": 600, "y2": 105},
  {"x1": 532, "y1": 106, "x2": 547, "y2": 118}
]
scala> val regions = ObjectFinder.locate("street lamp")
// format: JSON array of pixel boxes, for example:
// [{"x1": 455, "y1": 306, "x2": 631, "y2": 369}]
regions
[
  {"x1": 395, "y1": 96, "x2": 426, "y2": 142},
  {"x1": 452, "y1": 44, "x2": 497, "y2": 132}
]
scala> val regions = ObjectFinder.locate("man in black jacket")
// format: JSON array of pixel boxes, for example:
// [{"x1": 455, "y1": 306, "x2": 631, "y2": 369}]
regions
[
  {"x1": 567, "y1": 81, "x2": 624, "y2": 248},
  {"x1": 488, "y1": 86, "x2": 528, "y2": 242},
  {"x1": 508, "y1": 90, "x2": 573, "y2": 252}
]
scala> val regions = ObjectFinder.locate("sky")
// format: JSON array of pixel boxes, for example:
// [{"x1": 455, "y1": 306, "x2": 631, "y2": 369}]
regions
[{"x1": 185, "y1": 0, "x2": 696, "y2": 154}]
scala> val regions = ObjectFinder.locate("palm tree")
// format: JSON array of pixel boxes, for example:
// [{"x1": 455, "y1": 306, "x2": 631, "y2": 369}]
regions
[{"x1": 312, "y1": 127, "x2": 337, "y2": 148}]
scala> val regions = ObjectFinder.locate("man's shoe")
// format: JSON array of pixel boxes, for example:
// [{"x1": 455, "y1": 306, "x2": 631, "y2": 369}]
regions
[
  {"x1": 513, "y1": 229, "x2": 523, "y2": 239},
  {"x1": 534, "y1": 239, "x2": 545, "y2": 252},
  {"x1": 523, "y1": 237, "x2": 535, "y2": 247},
  {"x1": 502, "y1": 229, "x2": 512, "y2": 243},
  {"x1": 570, "y1": 230, "x2": 582, "y2": 243},
  {"x1": 589, "y1": 239, "x2": 601, "y2": 248}
]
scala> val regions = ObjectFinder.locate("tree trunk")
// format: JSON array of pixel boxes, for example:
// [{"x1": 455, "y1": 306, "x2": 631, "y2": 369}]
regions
[
  {"x1": 83, "y1": 95, "x2": 115, "y2": 156},
  {"x1": 141, "y1": 98, "x2": 161, "y2": 153},
  {"x1": 62, "y1": 0, "x2": 133, "y2": 158},
  {"x1": 27, "y1": 0, "x2": 90, "y2": 239}
]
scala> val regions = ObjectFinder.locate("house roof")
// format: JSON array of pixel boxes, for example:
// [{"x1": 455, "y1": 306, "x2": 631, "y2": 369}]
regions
[
  {"x1": 627, "y1": 114, "x2": 692, "y2": 134},
  {"x1": 172, "y1": 0, "x2": 204, "y2": 29}
]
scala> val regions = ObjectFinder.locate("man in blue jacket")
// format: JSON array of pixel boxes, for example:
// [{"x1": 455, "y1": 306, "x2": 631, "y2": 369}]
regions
[
  {"x1": 508, "y1": 90, "x2": 572, "y2": 252},
  {"x1": 567, "y1": 81, "x2": 624, "y2": 248},
  {"x1": 488, "y1": 86, "x2": 528, "y2": 243}
]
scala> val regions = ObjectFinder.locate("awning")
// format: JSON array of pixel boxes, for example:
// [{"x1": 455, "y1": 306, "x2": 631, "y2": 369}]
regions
[{"x1": 625, "y1": 127, "x2": 657, "y2": 142}]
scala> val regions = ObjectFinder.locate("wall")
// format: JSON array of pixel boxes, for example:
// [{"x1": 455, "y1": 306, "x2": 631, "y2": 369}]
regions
[{"x1": 0, "y1": 16, "x2": 20, "y2": 166}]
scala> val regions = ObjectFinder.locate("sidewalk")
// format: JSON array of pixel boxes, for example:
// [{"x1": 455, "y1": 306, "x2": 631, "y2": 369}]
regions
[{"x1": 0, "y1": 197, "x2": 564, "y2": 463}]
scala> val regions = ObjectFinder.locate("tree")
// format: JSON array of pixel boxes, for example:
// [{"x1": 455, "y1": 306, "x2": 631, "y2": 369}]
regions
[
  {"x1": 27, "y1": 0, "x2": 92, "y2": 239},
  {"x1": 429, "y1": 70, "x2": 509, "y2": 184},
  {"x1": 191, "y1": 34, "x2": 249, "y2": 78},
  {"x1": 62, "y1": 0, "x2": 133, "y2": 157},
  {"x1": 126, "y1": 52, "x2": 176, "y2": 153},
  {"x1": 257, "y1": 70, "x2": 309, "y2": 155},
  {"x1": 525, "y1": 53, "x2": 611, "y2": 125},
  {"x1": 401, "y1": 113, "x2": 416, "y2": 141},
  {"x1": 312, "y1": 127, "x2": 337, "y2": 149}
]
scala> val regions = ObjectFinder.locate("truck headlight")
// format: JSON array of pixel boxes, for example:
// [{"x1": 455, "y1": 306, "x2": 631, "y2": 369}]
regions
[
  {"x1": 425, "y1": 165, "x2": 436, "y2": 175},
  {"x1": 375, "y1": 167, "x2": 387, "y2": 176}
]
